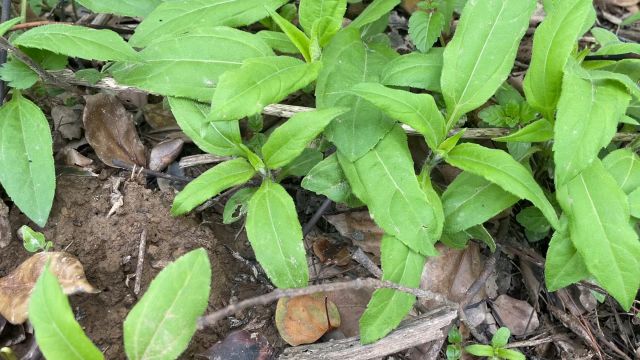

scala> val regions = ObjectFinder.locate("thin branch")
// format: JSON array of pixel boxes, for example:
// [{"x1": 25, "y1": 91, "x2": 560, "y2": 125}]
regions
[
  {"x1": 197, "y1": 277, "x2": 456, "y2": 329},
  {"x1": 111, "y1": 159, "x2": 192, "y2": 183}
]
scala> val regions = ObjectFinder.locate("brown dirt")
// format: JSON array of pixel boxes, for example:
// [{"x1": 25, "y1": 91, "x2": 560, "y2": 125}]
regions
[{"x1": 1, "y1": 175, "x2": 283, "y2": 359}]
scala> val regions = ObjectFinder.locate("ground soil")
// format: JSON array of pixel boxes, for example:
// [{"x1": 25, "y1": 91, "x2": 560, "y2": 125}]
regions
[{"x1": 0, "y1": 175, "x2": 284, "y2": 359}]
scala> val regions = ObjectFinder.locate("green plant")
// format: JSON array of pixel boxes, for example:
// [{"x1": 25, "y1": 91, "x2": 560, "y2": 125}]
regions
[
  {"x1": 18, "y1": 225, "x2": 52, "y2": 252},
  {"x1": 464, "y1": 327, "x2": 525, "y2": 360},
  {"x1": 446, "y1": 326, "x2": 462, "y2": 360}
]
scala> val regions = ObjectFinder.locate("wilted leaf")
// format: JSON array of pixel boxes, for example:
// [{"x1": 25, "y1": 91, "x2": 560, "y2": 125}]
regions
[
  {"x1": 83, "y1": 93, "x2": 147, "y2": 167},
  {"x1": 275, "y1": 293, "x2": 341, "y2": 346},
  {"x1": 0, "y1": 252, "x2": 98, "y2": 324},
  {"x1": 148, "y1": 138, "x2": 184, "y2": 171}
]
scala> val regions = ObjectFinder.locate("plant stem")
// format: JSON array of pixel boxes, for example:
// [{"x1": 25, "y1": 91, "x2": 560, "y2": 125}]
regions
[{"x1": 20, "y1": 0, "x2": 26, "y2": 23}]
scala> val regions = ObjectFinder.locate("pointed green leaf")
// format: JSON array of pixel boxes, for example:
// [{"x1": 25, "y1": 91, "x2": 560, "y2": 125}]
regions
[
  {"x1": 75, "y1": 0, "x2": 162, "y2": 17},
  {"x1": 491, "y1": 327, "x2": 511, "y2": 348},
  {"x1": 246, "y1": 180, "x2": 308, "y2": 288},
  {"x1": 523, "y1": 0, "x2": 595, "y2": 119},
  {"x1": 494, "y1": 119, "x2": 553, "y2": 143},
  {"x1": 442, "y1": 172, "x2": 518, "y2": 233},
  {"x1": 0, "y1": 93, "x2": 55, "y2": 227},
  {"x1": 337, "y1": 126, "x2": 439, "y2": 256},
  {"x1": 263, "y1": 107, "x2": 348, "y2": 169},
  {"x1": 554, "y1": 69, "x2": 630, "y2": 187},
  {"x1": 257, "y1": 30, "x2": 299, "y2": 54},
  {"x1": 211, "y1": 56, "x2": 321, "y2": 121},
  {"x1": 380, "y1": 49, "x2": 443, "y2": 92},
  {"x1": 441, "y1": 0, "x2": 535, "y2": 124},
  {"x1": 409, "y1": 10, "x2": 444, "y2": 53},
  {"x1": 0, "y1": 59, "x2": 39, "y2": 89},
  {"x1": 0, "y1": 17, "x2": 22, "y2": 37},
  {"x1": 545, "y1": 217, "x2": 590, "y2": 291},
  {"x1": 516, "y1": 206, "x2": 550, "y2": 234},
  {"x1": 351, "y1": 82, "x2": 446, "y2": 150},
  {"x1": 301, "y1": 154, "x2": 362, "y2": 206},
  {"x1": 464, "y1": 345, "x2": 495, "y2": 357},
  {"x1": 603, "y1": 149, "x2": 640, "y2": 194},
  {"x1": 299, "y1": 0, "x2": 347, "y2": 39},
  {"x1": 266, "y1": 7, "x2": 312, "y2": 62},
  {"x1": 124, "y1": 249, "x2": 211, "y2": 360},
  {"x1": 112, "y1": 27, "x2": 273, "y2": 102},
  {"x1": 130, "y1": 0, "x2": 289, "y2": 47},
  {"x1": 465, "y1": 224, "x2": 496, "y2": 252},
  {"x1": 168, "y1": 97, "x2": 242, "y2": 156},
  {"x1": 359, "y1": 235, "x2": 426, "y2": 344},
  {"x1": 29, "y1": 267, "x2": 104, "y2": 360},
  {"x1": 348, "y1": 0, "x2": 400, "y2": 30},
  {"x1": 14, "y1": 24, "x2": 139, "y2": 61},
  {"x1": 578, "y1": 69, "x2": 640, "y2": 101},
  {"x1": 418, "y1": 169, "x2": 444, "y2": 240},
  {"x1": 278, "y1": 148, "x2": 323, "y2": 180},
  {"x1": 445, "y1": 143, "x2": 559, "y2": 229},
  {"x1": 171, "y1": 159, "x2": 256, "y2": 215},
  {"x1": 557, "y1": 160, "x2": 640, "y2": 310}
]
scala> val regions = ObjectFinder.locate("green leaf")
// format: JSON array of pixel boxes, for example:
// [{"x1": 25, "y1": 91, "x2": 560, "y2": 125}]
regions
[
  {"x1": 464, "y1": 344, "x2": 495, "y2": 357},
  {"x1": 380, "y1": 49, "x2": 443, "y2": 92},
  {"x1": 124, "y1": 249, "x2": 211, "y2": 360},
  {"x1": 299, "y1": 0, "x2": 346, "y2": 41},
  {"x1": 223, "y1": 187, "x2": 257, "y2": 224},
  {"x1": 554, "y1": 69, "x2": 631, "y2": 187},
  {"x1": 75, "y1": 0, "x2": 162, "y2": 17},
  {"x1": 557, "y1": 160, "x2": 640, "y2": 310},
  {"x1": 351, "y1": 82, "x2": 446, "y2": 150},
  {"x1": 629, "y1": 188, "x2": 640, "y2": 218},
  {"x1": 0, "y1": 93, "x2": 55, "y2": 227},
  {"x1": 409, "y1": 10, "x2": 444, "y2": 53},
  {"x1": 168, "y1": 97, "x2": 242, "y2": 156},
  {"x1": 359, "y1": 235, "x2": 426, "y2": 344},
  {"x1": 523, "y1": 0, "x2": 595, "y2": 119},
  {"x1": 622, "y1": 11, "x2": 640, "y2": 26},
  {"x1": 0, "y1": 59, "x2": 39, "y2": 89},
  {"x1": 338, "y1": 126, "x2": 439, "y2": 256},
  {"x1": 266, "y1": 7, "x2": 312, "y2": 62},
  {"x1": 301, "y1": 153, "x2": 361, "y2": 206},
  {"x1": 112, "y1": 27, "x2": 272, "y2": 102},
  {"x1": 445, "y1": 143, "x2": 559, "y2": 229},
  {"x1": 211, "y1": 56, "x2": 321, "y2": 121},
  {"x1": 75, "y1": 68, "x2": 105, "y2": 85},
  {"x1": 19, "y1": 225, "x2": 50, "y2": 252},
  {"x1": 465, "y1": 224, "x2": 496, "y2": 252},
  {"x1": 579, "y1": 69, "x2": 640, "y2": 101},
  {"x1": 441, "y1": 0, "x2": 535, "y2": 125},
  {"x1": 436, "y1": 129, "x2": 465, "y2": 156},
  {"x1": 418, "y1": 169, "x2": 444, "y2": 240},
  {"x1": 442, "y1": 172, "x2": 518, "y2": 233},
  {"x1": 29, "y1": 267, "x2": 104, "y2": 360},
  {"x1": 494, "y1": 119, "x2": 553, "y2": 143},
  {"x1": 516, "y1": 206, "x2": 550, "y2": 234},
  {"x1": 0, "y1": 17, "x2": 22, "y2": 37},
  {"x1": 130, "y1": 0, "x2": 289, "y2": 47},
  {"x1": 348, "y1": 0, "x2": 400, "y2": 30},
  {"x1": 545, "y1": 217, "x2": 590, "y2": 291},
  {"x1": 257, "y1": 30, "x2": 299, "y2": 54},
  {"x1": 278, "y1": 148, "x2": 324, "y2": 180},
  {"x1": 14, "y1": 24, "x2": 139, "y2": 61},
  {"x1": 246, "y1": 180, "x2": 308, "y2": 288},
  {"x1": 603, "y1": 148, "x2": 640, "y2": 194},
  {"x1": 316, "y1": 28, "x2": 397, "y2": 161},
  {"x1": 496, "y1": 348, "x2": 526, "y2": 360},
  {"x1": 171, "y1": 158, "x2": 256, "y2": 215},
  {"x1": 491, "y1": 327, "x2": 511, "y2": 348},
  {"x1": 263, "y1": 107, "x2": 348, "y2": 169}
]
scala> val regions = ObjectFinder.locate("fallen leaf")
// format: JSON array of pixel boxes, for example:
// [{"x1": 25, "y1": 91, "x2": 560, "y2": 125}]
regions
[
  {"x1": 201, "y1": 330, "x2": 274, "y2": 360},
  {"x1": 401, "y1": 0, "x2": 421, "y2": 12},
  {"x1": 0, "y1": 252, "x2": 98, "y2": 324},
  {"x1": 312, "y1": 236, "x2": 350, "y2": 266},
  {"x1": 57, "y1": 147, "x2": 93, "y2": 167},
  {"x1": 275, "y1": 293, "x2": 341, "y2": 346},
  {"x1": 143, "y1": 103, "x2": 178, "y2": 129},
  {"x1": 492, "y1": 294, "x2": 539, "y2": 336},
  {"x1": 325, "y1": 212, "x2": 383, "y2": 257},
  {"x1": 52, "y1": 105, "x2": 82, "y2": 140},
  {"x1": 148, "y1": 138, "x2": 184, "y2": 172},
  {"x1": 83, "y1": 93, "x2": 147, "y2": 167},
  {"x1": 0, "y1": 200, "x2": 10, "y2": 248},
  {"x1": 326, "y1": 288, "x2": 373, "y2": 337}
]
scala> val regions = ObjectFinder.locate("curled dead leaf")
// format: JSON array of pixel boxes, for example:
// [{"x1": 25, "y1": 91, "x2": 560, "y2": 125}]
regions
[
  {"x1": 83, "y1": 93, "x2": 147, "y2": 167},
  {"x1": 149, "y1": 138, "x2": 184, "y2": 172},
  {"x1": 275, "y1": 293, "x2": 341, "y2": 346},
  {"x1": 0, "y1": 252, "x2": 98, "y2": 324},
  {"x1": 325, "y1": 212, "x2": 383, "y2": 257}
]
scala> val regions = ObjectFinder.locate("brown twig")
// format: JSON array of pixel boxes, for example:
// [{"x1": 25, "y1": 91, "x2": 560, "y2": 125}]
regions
[
  {"x1": 351, "y1": 248, "x2": 382, "y2": 278},
  {"x1": 197, "y1": 277, "x2": 455, "y2": 329},
  {"x1": 134, "y1": 229, "x2": 147, "y2": 296},
  {"x1": 112, "y1": 159, "x2": 192, "y2": 183}
]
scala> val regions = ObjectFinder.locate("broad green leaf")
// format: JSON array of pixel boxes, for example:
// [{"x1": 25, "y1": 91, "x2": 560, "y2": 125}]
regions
[
  {"x1": 0, "y1": 93, "x2": 55, "y2": 227},
  {"x1": 545, "y1": 217, "x2": 590, "y2": 291},
  {"x1": 494, "y1": 119, "x2": 553, "y2": 143},
  {"x1": 246, "y1": 180, "x2": 308, "y2": 288},
  {"x1": 359, "y1": 235, "x2": 426, "y2": 344},
  {"x1": 112, "y1": 27, "x2": 273, "y2": 102},
  {"x1": 0, "y1": 17, "x2": 22, "y2": 37},
  {"x1": 579, "y1": 69, "x2": 640, "y2": 100},
  {"x1": 442, "y1": 172, "x2": 518, "y2": 233},
  {"x1": 590, "y1": 29, "x2": 640, "y2": 56},
  {"x1": 516, "y1": 206, "x2": 550, "y2": 234},
  {"x1": 338, "y1": 126, "x2": 439, "y2": 256},
  {"x1": 316, "y1": 28, "x2": 396, "y2": 161},
  {"x1": 496, "y1": 349, "x2": 526, "y2": 360},
  {"x1": 14, "y1": 24, "x2": 139, "y2": 61},
  {"x1": 441, "y1": 230, "x2": 472, "y2": 249},
  {"x1": 554, "y1": 69, "x2": 630, "y2": 187},
  {"x1": 75, "y1": 0, "x2": 162, "y2": 17},
  {"x1": 171, "y1": 159, "x2": 256, "y2": 215},
  {"x1": 441, "y1": 0, "x2": 535, "y2": 125},
  {"x1": 301, "y1": 154, "x2": 361, "y2": 206},
  {"x1": 351, "y1": 82, "x2": 446, "y2": 150},
  {"x1": 299, "y1": 0, "x2": 347, "y2": 40},
  {"x1": 211, "y1": 56, "x2": 321, "y2": 121},
  {"x1": 409, "y1": 10, "x2": 444, "y2": 53},
  {"x1": 223, "y1": 187, "x2": 257, "y2": 224},
  {"x1": 464, "y1": 345, "x2": 495, "y2": 357},
  {"x1": 523, "y1": 0, "x2": 595, "y2": 119},
  {"x1": 29, "y1": 267, "x2": 104, "y2": 360},
  {"x1": 0, "y1": 60, "x2": 39, "y2": 89},
  {"x1": 445, "y1": 143, "x2": 559, "y2": 229},
  {"x1": 603, "y1": 149, "x2": 640, "y2": 194},
  {"x1": 492, "y1": 327, "x2": 510, "y2": 348},
  {"x1": 130, "y1": 0, "x2": 289, "y2": 47},
  {"x1": 168, "y1": 97, "x2": 243, "y2": 156},
  {"x1": 263, "y1": 107, "x2": 348, "y2": 169},
  {"x1": 257, "y1": 30, "x2": 299, "y2": 54},
  {"x1": 348, "y1": 0, "x2": 400, "y2": 30},
  {"x1": 557, "y1": 160, "x2": 640, "y2": 310},
  {"x1": 277, "y1": 148, "x2": 323, "y2": 180},
  {"x1": 465, "y1": 224, "x2": 496, "y2": 252},
  {"x1": 380, "y1": 49, "x2": 443, "y2": 92},
  {"x1": 629, "y1": 188, "x2": 640, "y2": 218},
  {"x1": 266, "y1": 7, "x2": 312, "y2": 62},
  {"x1": 124, "y1": 249, "x2": 211, "y2": 360}
]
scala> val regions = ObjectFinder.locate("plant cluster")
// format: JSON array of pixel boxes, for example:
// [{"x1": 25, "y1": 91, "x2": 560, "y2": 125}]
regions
[{"x1": 0, "y1": 0, "x2": 638, "y2": 356}]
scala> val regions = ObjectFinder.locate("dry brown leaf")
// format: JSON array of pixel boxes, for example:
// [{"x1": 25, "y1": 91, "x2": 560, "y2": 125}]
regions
[
  {"x1": 275, "y1": 293, "x2": 341, "y2": 346},
  {"x1": 312, "y1": 236, "x2": 350, "y2": 266},
  {"x1": 0, "y1": 252, "x2": 98, "y2": 324},
  {"x1": 326, "y1": 288, "x2": 373, "y2": 337},
  {"x1": 0, "y1": 200, "x2": 10, "y2": 249},
  {"x1": 202, "y1": 330, "x2": 274, "y2": 360},
  {"x1": 83, "y1": 93, "x2": 147, "y2": 167},
  {"x1": 58, "y1": 147, "x2": 94, "y2": 167},
  {"x1": 325, "y1": 212, "x2": 383, "y2": 257},
  {"x1": 52, "y1": 105, "x2": 82, "y2": 140},
  {"x1": 149, "y1": 138, "x2": 184, "y2": 172},
  {"x1": 401, "y1": 0, "x2": 421, "y2": 12},
  {"x1": 143, "y1": 103, "x2": 178, "y2": 129},
  {"x1": 606, "y1": 0, "x2": 639, "y2": 6},
  {"x1": 492, "y1": 294, "x2": 539, "y2": 336}
]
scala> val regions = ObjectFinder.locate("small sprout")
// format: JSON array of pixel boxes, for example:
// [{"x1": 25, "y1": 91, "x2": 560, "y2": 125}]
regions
[
  {"x1": 18, "y1": 225, "x2": 52, "y2": 253},
  {"x1": 464, "y1": 327, "x2": 525, "y2": 360}
]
